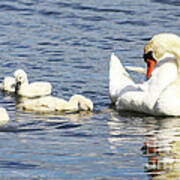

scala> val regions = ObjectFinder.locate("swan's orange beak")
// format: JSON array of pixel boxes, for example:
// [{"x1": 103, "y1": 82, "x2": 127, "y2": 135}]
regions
[{"x1": 146, "y1": 59, "x2": 156, "y2": 79}]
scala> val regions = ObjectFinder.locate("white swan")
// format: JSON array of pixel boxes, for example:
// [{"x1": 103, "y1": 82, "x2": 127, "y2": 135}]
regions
[
  {"x1": 18, "y1": 94, "x2": 93, "y2": 113},
  {"x1": 1, "y1": 76, "x2": 16, "y2": 93},
  {"x1": 109, "y1": 33, "x2": 180, "y2": 116},
  {"x1": 0, "y1": 107, "x2": 9, "y2": 126},
  {"x1": 14, "y1": 69, "x2": 52, "y2": 98}
]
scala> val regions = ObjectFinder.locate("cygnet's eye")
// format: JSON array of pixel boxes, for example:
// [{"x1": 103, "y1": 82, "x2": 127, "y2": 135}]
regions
[{"x1": 17, "y1": 76, "x2": 23, "y2": 82}]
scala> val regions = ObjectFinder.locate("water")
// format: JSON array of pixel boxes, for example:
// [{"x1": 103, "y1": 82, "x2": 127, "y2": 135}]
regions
[{"x1": 0, "y1": 0, "x2": 179, "y2": 179}]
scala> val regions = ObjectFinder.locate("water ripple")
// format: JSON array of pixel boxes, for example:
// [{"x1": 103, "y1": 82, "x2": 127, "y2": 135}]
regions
[
  {"x1": 56, "y1": 2, "x2": 135, "y2": 15},
  {"x1": 38, "y1": 10, "x2": 62, "y2": 17},
  {"x1": 0, "y1": 127, "x2": 43, "y2": 133},
  {"x1": 0, "y1": 4, "x2": 33, "y2": 13},
  {"x1": 0, "y1": 160, "x2": 38, "y2": 169},
  {"x1": 55, "y1": 124, "x2": 81, "y2": 130},
  {"x1": 151, "y1": 0, "x2": 180, "y2": 6}
]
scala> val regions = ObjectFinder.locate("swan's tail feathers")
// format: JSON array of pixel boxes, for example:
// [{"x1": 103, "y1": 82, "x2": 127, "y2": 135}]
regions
[
  {"x1": 125, "y1": 66, "x2": 146, "y2": 74},
  {"x1": 109, "y1": 53, "x2": 135, "y2": 103}
]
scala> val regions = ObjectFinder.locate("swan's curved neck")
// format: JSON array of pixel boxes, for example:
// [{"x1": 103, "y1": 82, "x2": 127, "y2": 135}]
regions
[
  {"x1": 145, "y1": 58, "x2": 178, "y2": 110},
  {"x1": 152, "y1": 56, "x2": 178, "y2": 85}
]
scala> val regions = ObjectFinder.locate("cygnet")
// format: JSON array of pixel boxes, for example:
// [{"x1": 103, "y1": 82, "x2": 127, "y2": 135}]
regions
[
  {"x1": 1, "y1": 76, "x2": 16, "y2": 93},
  {"x1": 0, "y1": 107, "x2": 9, "y2": 126},
  {"x1": 14, "y1": 69, "x2": 52, "y2": 98},
  {"x1": 18, "y1": 94, "x2": 93, "y2": 113}
]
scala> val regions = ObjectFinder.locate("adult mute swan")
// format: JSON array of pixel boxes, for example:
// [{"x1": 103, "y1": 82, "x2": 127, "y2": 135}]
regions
[
  {"x1": 0, "y1": 107, "x2": 9, "y2": 126},
  {"x1": 1, "y1": 76, "x2": 16, "y2": 93},
  {"x1": 18, "y1": 94, "x2": 93, "y2": 113},
  {"x1": 14, "y1": 69, "x2": 52, "y2": 98},
  {"x1": 109, "y1": 33, "x2": 180, "y2": 116}
]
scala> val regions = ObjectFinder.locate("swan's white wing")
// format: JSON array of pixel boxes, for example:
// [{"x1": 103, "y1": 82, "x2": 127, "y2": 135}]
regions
[
  {"x1": 19, "y1": 96, "x2": 67, "y2": 112},
  {"x1": 109, "y1": 53, "x2": 138, "y2": 103},
  {"x1": 116, "y1": 90, "x2": 152, "y2": 114},
  {"x1": 19, "y1": 82, "x2": 52, "y2": 97}
]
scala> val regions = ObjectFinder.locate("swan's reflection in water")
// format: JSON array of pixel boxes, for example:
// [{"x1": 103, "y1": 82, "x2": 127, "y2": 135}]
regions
[
  {"x1": 108, "y1": 110, "x2": 146, "y2": 154},
  {"x1": 108, "y1": 110, "x2": 180, "y2": 179},
  {"x1": 143, "y1": 117, "x2": 180, "y2": 179}
]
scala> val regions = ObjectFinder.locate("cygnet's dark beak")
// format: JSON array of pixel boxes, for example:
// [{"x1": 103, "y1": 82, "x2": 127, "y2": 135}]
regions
[{"x1": 15, "y1": 81, "x2": 21, "y2": 94}]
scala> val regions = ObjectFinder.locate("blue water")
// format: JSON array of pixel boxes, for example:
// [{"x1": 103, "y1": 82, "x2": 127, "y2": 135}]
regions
[{"x1": 0, "y1": 0, "x2": 179, "y2": 179}]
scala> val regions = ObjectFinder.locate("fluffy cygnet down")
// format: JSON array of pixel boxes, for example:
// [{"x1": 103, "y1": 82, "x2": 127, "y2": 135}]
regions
[
  {"x1": 0, "y1": 107, "x2": 9, "y2": 126},
  {"x1": 1, "y1": 76, "x2": 16, "y2": 93},
  {"x1": 14, "y1": 69, "x2": 52, "y2": 98},
  {"x1": 18, "y1": 94, "x2": 93, "y2": 113}
]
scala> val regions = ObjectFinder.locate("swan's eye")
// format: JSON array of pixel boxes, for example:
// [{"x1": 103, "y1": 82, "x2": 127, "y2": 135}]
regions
[{"x1": 143, "y1": 51, "x2": 155, "y2": 62}]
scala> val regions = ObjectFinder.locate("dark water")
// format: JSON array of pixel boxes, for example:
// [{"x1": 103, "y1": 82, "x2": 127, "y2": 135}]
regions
[{"x1": 0, "y1": 0, "x2": 179, "y2": 179}]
